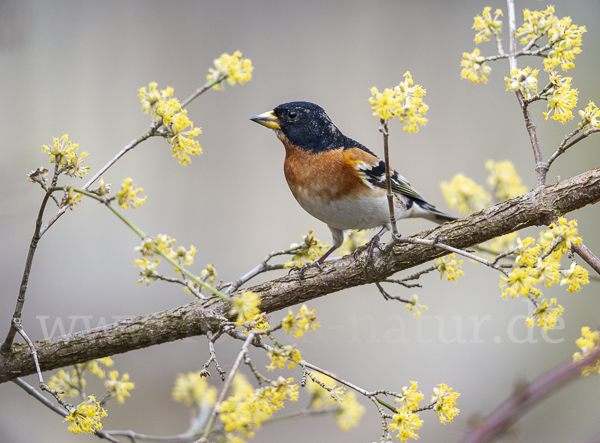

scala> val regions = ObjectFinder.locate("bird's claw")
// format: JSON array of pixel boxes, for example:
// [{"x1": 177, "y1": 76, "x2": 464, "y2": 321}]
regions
[{"x1": 289, "y1": 261, "x2": 322, "y2": 284}]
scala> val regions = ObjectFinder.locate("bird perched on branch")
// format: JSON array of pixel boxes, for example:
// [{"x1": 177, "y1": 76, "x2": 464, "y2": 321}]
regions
[{"x1": 251, "y1": 101, "x2": 455, "y2": 277}]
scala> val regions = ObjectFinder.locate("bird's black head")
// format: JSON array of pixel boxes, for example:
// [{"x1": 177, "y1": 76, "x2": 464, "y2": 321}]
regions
[{"x1": 251, "y1": 101, "x2": 345, "y2": 153}]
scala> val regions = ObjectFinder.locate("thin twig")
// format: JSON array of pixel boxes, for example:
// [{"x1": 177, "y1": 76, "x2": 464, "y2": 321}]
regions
[
  {"x1": 572, "y1": 243, "x2": 600, "y2": 277},
  {"x1": 375, "y1": 282, "x2": 413, "y2": 303},
  {"x1": 380, "y1": 119, "x2": 398, "y2": 236},
  {"x1": 547, "y1": 127, "x2": 600, "y2": 169},
  {"x1": 201, "y1": 331, "x2": 255, "y2": 440}
]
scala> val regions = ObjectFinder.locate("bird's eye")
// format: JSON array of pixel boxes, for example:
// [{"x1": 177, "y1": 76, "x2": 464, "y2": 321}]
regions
[{"x1": 288, "y1": 110, "x2": 297, "y2": 119}]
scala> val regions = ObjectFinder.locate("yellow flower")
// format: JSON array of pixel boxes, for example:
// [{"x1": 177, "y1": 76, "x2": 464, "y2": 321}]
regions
[
  {"x1": 578, "y1": 101, "x2": 600, "y2": 129},
  {"x1": 541, "y1": 217, "x2": 582, "y2": 256},
  {"x1": 138, "y1": 82, "x2": 173, "y2": 115},
  {"x1": 62, "y1": 186, "x2": 82, "y2": 211},
  {"x1": 560, "y1": 262, "x2": 589, "y2": 293},
  {"x1": 115, "y1": 177, "x2": 147, "y2": 209},
  {"x1": 526, "y1": 298, "x2": 563, "y2": 331},
  {"x1": 516, "y1": 6, "x2": 557, "y2": 44},
  {"x1": 534, "y1": 258, "x2": 560, "y2": 288},
  {"x1": 472, "y1": 7, "x2": 503, "y2": 43},
  {"x1": 48, "y1": 369, "x2": 82, "y2": 398},
  {"x1": 135, "y1": 258, "x2": 159, "y2": 285},
  {"x1": 281, "y1": 304, "x2": 320, "y2": 338},
  {"x1": 544, "y1": 17, "x2": 586, "y2": 71},
  {"x1": 207, "y1": 51, "x2": 254, "y2": 90},
  {"x1": 460, "y1": 47, "x2": 491, "y2": 84},
  {"x1": 231, "y1": 291, "x2": 261, "y2": 326},
  {"x1": 485, "y1": 160, "x2": 528, "y2": 202},
  {"x1": 172, "y1": 371, "x2": 218, "y2": 407},
  {"x1": 434, "y1": 253, "x2": 464, "y2": 281},
  {"x1": 284, "y1": 229, "x2": 326, "y2": 268},
  {"x1": 65, "y1": 396, "x2": 107, "y2": 434},
  {"x1": 172, "y1": 245, "x2": 196, "y2": 268},
  {"x1": 266, "y1": 345, "x2": 302, "y2": 371},
  {"x1": 514, "y1": 237, "x2": 540, "y2": 267},
  {"x1": 395, "y1": 381, "x2": 423, "y2": 411},
  {"x1": 201, "y1": 263, "x2": 217, "y2": 284},
  {"x1": 85, "y1": 357, "x2": 114, "y2": 379},
  {"x1": 405, "y1": 294, "x2": 427, "y2": 318},
  {"x1": 441, "y1": 173, "x2": 490, "y2": 215},
  {"x1": 499, "y1": 267, "x2": 540, "y2": 298},
  {"x1": 544, "y1": 72, "x2": 578, "y2": 124},
  {"x1": 105, "y1": 370, "x2": 135, "y2": 404},
  {"x1": 388, "y1": 405, "x2": 423, "y2": 442},
  {"x1": 505, "y1": 68, "x2": 538, "y2": 99},
  {"x1": 573, "y1": 326, "x2": 600, "y2": 377},
  {"x1": 368, "y1": 72, "x2": 428, "y2": 132},
  {"x1": 336, "y1": 392, "x2": 365, "y2": 430},
  {"x1": 431, "y1": 384, "x2": 460, "y2": 424}
]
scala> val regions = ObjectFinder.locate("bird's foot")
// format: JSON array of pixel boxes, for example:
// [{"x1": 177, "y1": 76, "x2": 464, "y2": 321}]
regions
[
  {"x1": 288, "y1": 260, "x2": 323, "y2": 284},
  {"x1": 364, "y1": 227, "x2": 389, "y2": 272}
]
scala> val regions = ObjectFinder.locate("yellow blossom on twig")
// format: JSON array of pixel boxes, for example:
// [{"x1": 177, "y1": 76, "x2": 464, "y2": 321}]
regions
[
  {"x1": 231, "y1": 291, "x2": 261, "y2": 326},
  {"x1": 368, "y1": 72, "x2": 428, "y2": 132},
  {"x1": 405, "y1": 294, "x2": 427, "y2": 318},
  {"x1": 544, "y1": 72, "x2": 578, "y2": 124},
  {"x1": 266, "y1": 345, "x2": 302, "y2": 371},
  {"x1": 431, "y1": 384, "x2": 460, "y2": 424},
  {"x1": 578, "y1": 101, "x2": 600, "y2": 130},
  {"x1": 284, "y1": 229, "x2": 326, "y2": 268},
  {"x1": 573, "y1": 326, "x2": 600, "y2": 377},
  {"x1": 526, "y1": 298, "x2": 563, "y2": 331},
  {"x1": 485, "y1": 160, "x2": 528, "y2": 202},
  {"x1": 505, "y1": 68, "x2": 538, "y2": 99},
  {"x1": 388, "y1": 405, "x2": 423, "y2": 442},
  {"x1": 65, "y1": 396, "x2": 107, "y2": 434},
  {"x1": 434, "y1": 253, "x2": 464, "y2": 281},
  {"x1": 460, "y1": 48, "x2": 491, "y2": 84},
  {"x1": 281, "y1": 304, "x2": 320, "y2": 338},
  {"x1": 472, "y1": 7, "x2": 503, "y2": 43},
  {"x1": 42, "y1": 134, "x2": 90, "y2": 178},
  {"x1": 207, "y1": 51, "x2": 253, "y2": 90},
  {"x1": 516, "y1": 6, "x2": 557, "y2": 44},
  {"x1": 104, "y1": 370, "x2": 135, "y2": 404},
  {"x1": 441, "y1": 173, "x2": 490, "y2": 215},
  {"x1": 172, "y1": 371, "x2": 217, "y2": 407},
  {"x1": 115, "y1": 177, "x2": 146, "y2": 209},
  {"x1": 560, "y1": 262, "x2": 589, "y2": 293}
]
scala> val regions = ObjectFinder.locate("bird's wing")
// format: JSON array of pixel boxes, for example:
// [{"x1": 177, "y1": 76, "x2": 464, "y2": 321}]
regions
[{"x1": 342, "y1": 147, "x2": 425, "y2": 202}]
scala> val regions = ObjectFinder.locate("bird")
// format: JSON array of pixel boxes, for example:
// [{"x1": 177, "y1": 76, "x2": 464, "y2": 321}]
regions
[{"x1": 250, "y1": 101, "x2": 455, "y2": 277}]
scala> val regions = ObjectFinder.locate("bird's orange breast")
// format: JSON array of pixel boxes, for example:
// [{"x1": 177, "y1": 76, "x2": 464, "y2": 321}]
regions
[{"x1": 281, "y1": 141, "x2": 372, "y2": 205}]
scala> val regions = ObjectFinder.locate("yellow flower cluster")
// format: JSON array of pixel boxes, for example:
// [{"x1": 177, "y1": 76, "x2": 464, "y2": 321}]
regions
[
  {"x1": 85, "y1": 357, "x2": 114, "y2": 379},
  {"x1": 135, "y1": 258, "x2": 159, "y2": 285},
  {"x1": 231, "y1": 291, "x2": 261, "y2": 326},
  {"x1": 472, "y1": 7, "x2": 503, "y2": 43},
  {"x1": 219, "y1": 375, "x2": 298, "y2": 440},
  {"x1": 338, "y1": 230, "x2": 370, "y2": 256},
  {"x1": 172, "y1": 371, "x2": 218, "y2": 407},
  {"x1": 389, "y1": 381, "x2": 424, "y2": 442},
  {"x1": 431, "y1": 384, "x2": 460, "y2": 424},
  {"x1": 544, "y1": 71, "x2": 578, "y2": 124},
  {"x1": 306, "y1": 373, "x2": 365, "y2": 431},
  {"x1": 369, "y1": 72, "x2": 428, "y2": 132},
  {"x1": 485, "y1": 160, "x2": 528, "y2": 202},
  {"x1": 516, "y1": 6, "x2": 557, "y2": 44},
  {"x1": 526, "y1": 298, "x2": 563, "y2": 332},
  {"x1": 48, "y1": 369, "x2": 83, "y2": 398},
  {"x1": 545, "y1": 17, "x2": 586, "y2": 71},
  {"x1": 266, "y1": 345, "x2": 302, "y2": 371},
  {"x1": 281, "y1": 304, "x2": 320, "y2": 338},
  {"x1": 499, "y1": 218, "x2": 589, "y2": 330},
  {"x1": 578, "y1": 101, "x2": 600, "y2": 130},
  {"x1": 405, "y1": 294, "x2": 427, "y2": 318},
  {"x1": 505, "y1": 67, "x2": 538, "y2": 99},
  {"x1": 115, "y1": 177, "x2": 146, "y2": 209},
  {"x1": 284, "y1": 229, "x2": 326, "y2": 268},
  {"x1": 207, "y1": 51, "x2": 254, "y2": 90},
  {"x1": 201, "y1": 263, "x2": 217, "y2": 285},
  {"x1": 573, "y1": 326, "x2": 600, "y2": 377},
  {"x1": 42, "y1": 134, "x2": 90, "y2": 179},
  {"x1": 104, "y1": 370, "x2": 135, "y2": 404},
  {"x1": 516, "y1": 7, "x2": 586, "y2": 72},
  {"x1": 460, "y1": 48, "x2": 492, "y2": 84},
  {"x1": 139, "y1": 82, "x2": 203, "y2": 165},
  {"x1": 441, "y1": 173, "x2": 490, "y2": 215},
  {"x1": 65, "y1": 396, "x2": 107, "y2": 434},
  {"x1": 434, "y1": 253, "x2": 464, "y2": 282},
  {"x1": 560, "y1": 262, "x2": 589, "y2": 293}
]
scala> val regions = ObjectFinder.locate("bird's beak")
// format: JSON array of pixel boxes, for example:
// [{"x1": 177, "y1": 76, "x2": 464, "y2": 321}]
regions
[{"x1": 250, "y1": 110, "x2": 280, "y2": 129}]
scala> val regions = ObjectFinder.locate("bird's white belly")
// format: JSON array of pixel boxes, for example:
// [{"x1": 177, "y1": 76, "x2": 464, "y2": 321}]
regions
[{"x1": 295, "y1": 192, "x2": 410, "y2": 231}]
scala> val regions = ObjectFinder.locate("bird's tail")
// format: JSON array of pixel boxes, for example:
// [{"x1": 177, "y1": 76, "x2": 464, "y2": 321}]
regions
[{"x1": 413, "y1": 200, "x2": 457, "y2": 224}]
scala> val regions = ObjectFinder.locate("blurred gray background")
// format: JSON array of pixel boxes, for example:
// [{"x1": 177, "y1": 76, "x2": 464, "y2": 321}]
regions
[{"x1": 1, "y1": 1, "x2": 599, "y2": 442}]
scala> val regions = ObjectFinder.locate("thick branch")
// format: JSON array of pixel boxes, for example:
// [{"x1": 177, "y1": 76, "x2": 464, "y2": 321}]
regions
[{"x1": 1, "y1": 167, "x2": 600, "y2": 384}]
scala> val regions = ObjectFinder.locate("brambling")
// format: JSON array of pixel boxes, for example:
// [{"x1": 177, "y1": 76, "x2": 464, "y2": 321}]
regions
[{"x1": 251, "y1": 101, "x2": 455, "y2": 274}]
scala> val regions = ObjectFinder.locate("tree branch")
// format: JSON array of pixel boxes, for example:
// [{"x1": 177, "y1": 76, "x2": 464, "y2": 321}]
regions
[{"x1": 1, "y1": 167, "x2": 600, "y2": 384}]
